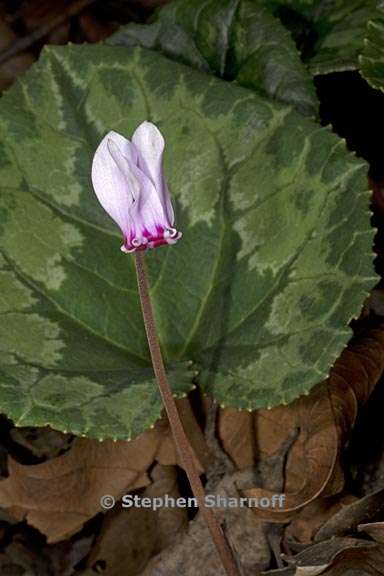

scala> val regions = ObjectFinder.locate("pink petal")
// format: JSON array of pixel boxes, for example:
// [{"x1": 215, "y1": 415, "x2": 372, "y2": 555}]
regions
[
  {"x1": 127, "y1": 159, "x2": 171, "y2": 237},
  {"x1": 132, "y1": 121, "x2": 175, "y2": 225},
  {"x1": 91, "y1": 126, "x2": 182, "y2": 254},
  {"x1": 107, "y1": 139, "x2": 140, "y2": 206},
  {"x1": 91, "y1": 131, "x2": 138, "y2": 237},
  {"x1": 108, "y1": 130, "x2": 138, "y2": 165}
]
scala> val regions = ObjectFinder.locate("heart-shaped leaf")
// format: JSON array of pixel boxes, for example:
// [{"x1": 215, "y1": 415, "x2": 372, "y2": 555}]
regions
[
  {"x1": 0, "y1": 44, "x2": 376, "y2": 439},
  {"x1": 360, "y1": 1, "x2": 384, "y2": 91},
  {"x1": 288, "y1": 0, "x2": 379, "y2": 76},
  {"x1": 108, "y1": 0, "x2": 318, "y2": 116}
]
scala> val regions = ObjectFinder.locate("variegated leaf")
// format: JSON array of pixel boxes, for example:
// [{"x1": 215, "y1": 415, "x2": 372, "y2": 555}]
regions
[
  {"x1": 360, "y1": 0, "x2": 384, "y2": 91},
  {"x1": 0, "y1": 44, "x2": 376, "y2": 439},
  {"x1": 108, "y1": 0, "x2": 318, "y2": 117}
]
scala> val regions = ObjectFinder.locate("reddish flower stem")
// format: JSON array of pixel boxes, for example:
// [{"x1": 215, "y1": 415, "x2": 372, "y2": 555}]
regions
[{"x1": 134, "y1": 251, "x2": 240, "y2": 576}]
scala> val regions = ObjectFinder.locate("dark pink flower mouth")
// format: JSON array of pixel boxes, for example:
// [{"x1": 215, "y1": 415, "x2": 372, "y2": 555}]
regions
[{"x1": 121, "y1": 227, "x2": 182, "y2": 253}]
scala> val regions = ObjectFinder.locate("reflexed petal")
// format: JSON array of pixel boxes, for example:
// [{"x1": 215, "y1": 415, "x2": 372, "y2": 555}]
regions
[
  {"x1": 121, "y1": 164, "x2": 182, "y2": 253},
  {"x1": 132, "y1": 121, "x2": 175, "y2": 225},
  {"x1": 107, "y1": 139, "x2": 140, "y2": 206},
  {"x1": 126, "y1": 161, "x2": 170, "y2": 236},
  {"x1": 91, "y1": 131, "x2": 137, "y2": 237},
  {"x1": 107, "y1": 130, "x2": 138, "y2": 165}
]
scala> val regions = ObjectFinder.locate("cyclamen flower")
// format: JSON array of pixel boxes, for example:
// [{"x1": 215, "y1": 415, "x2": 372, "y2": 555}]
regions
[{"x1": 91, "y1": 121, "x2": 182, "y2": 253}]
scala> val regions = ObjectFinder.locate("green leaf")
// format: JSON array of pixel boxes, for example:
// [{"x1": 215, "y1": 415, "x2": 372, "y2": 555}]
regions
[
  {"x1": 0, "y1": 44, "x2": 376, "y2": 439},
  {"x1": 301, "y1": 0, "x2": 378, "y2": 75},
  {"x1": 360, "y1": 1, "x2": 384, "y2": 91},
  {"x1": 270, "y1": 0, "x2": 316, "y2": 7},
  {"x1": 108, "y1": 0, "x2": 318, "y2": 117}
]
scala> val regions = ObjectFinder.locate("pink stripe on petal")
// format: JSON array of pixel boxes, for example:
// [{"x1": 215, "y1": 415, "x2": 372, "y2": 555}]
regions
[{"x1": 127, "y1": 160, "x2": 169, "y2": 236}]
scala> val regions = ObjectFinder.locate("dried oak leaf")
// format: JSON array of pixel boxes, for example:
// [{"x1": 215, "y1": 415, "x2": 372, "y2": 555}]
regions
[
  {"x1": 279, "y1": 537, "x2": 384, "y2": 576},
  {"x1": 84, "y1": 464, "x2": 188, "y2": 576},
  {"x1": 284, "y1": 537, "x2": 372, "y2": 568},
  {"x1": 322, "y1": 545, "x2": 384, "y2": 575},
  {"x1": 314, "y1": 487, "x2": 384, "y2": 541},
  {"x1": 152, "y1": 398, "x2": 208, "y2": 474},
  {"x1": 218, "y1": 408, "x2": 255, "y2": 469},
  {"x1": 285, "y1": 493, "x2": 357, "y2": 544},
  {"x1": 358, "y1": 522, "x2": 384, "y2": 544},
  {"x1": 235, "y1": 328, "x2": 384, "y2": 520},
  {"x1": 0, "y1": 427, "x2": 164, "y2": 543}
]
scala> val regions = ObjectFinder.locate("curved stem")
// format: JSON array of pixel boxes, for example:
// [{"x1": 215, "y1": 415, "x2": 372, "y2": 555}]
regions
[{"x1": 134, "y1": 251, "x2": 240, "y2": 576}]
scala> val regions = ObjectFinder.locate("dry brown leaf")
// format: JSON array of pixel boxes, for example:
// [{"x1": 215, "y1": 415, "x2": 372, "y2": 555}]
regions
[
  {"x1": 238, "y1": 328, "x2": 384, "y2": 519},
  {"x1": 176, "y1": 398, "x2": 210, "y2": 471},
  {"x1": 283, "y1": 537, "x2": 372, "y2": 571},
  {"x1": 0, "y1": 394, "x2": 210, "y2": 545},
  {"x1": 156, "y1": 429, "x2": 179, "y2": 466},
  {"x1": 0, "y1": 428, "x2": 163, "y2": 543},
  {"x1": 260, "y1": 543, "x2": 384, "y2": 576},
  {"x1": 156, "y1": 399, "x2": 208, "y2": 474},
  {"x1": 242, "y1": 381, "x2": 339, "y2": 519},
  {"x1": 322, "y1": 545, "x2": 384, "y2": 575},
  {"x1": 84, "y1": 464, "x2": 188, "y2": 576},
  {"x1": 0, "y1": 396, "x2": 209, "y2": 544},
  {"x1": 358, "y1": 521, "x2": 384, "y2": 543},
  {"x1": 218, "y1": 408, "x2": 255, "y2": 469},
  {"x1": 314, "y1": 487, "x2": 384, "y2": 541},
  {"x1": 285, "y1": 494, "x2": 357, "y2": 544},
  {"x1": 281, "y1": 538, "x2": 384, "y2": 576}
]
